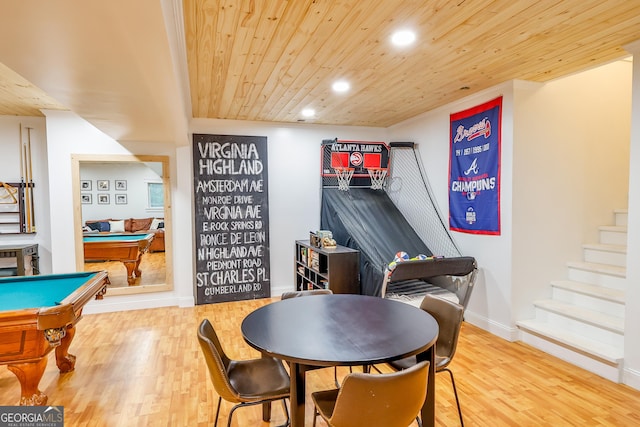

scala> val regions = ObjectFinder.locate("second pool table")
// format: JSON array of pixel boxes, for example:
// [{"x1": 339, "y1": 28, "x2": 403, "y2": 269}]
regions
[
  {"x1": 83, "y1": 233, "x2": 154, "y2": 285},
  {"x1": 0, "y1": 271, "x2": 109, "y2": 405}
]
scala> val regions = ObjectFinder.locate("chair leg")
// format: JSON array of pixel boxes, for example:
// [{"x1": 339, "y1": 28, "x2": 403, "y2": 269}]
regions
[
  {"x1": 227, "y1": 404, "x2": 239, "y2": 427},
  {"x1": 226, "y1": 399, "x2": 290, "y2": 427},
  {"x1": 444, "y1": 368, "x2": 464, "y2": 427},
  {"x1": 277, "y1": 398, "x2": 290, "y2": 427},
  {"x1": 214, "y1": 396, "x2": 222, "y2": 427}
]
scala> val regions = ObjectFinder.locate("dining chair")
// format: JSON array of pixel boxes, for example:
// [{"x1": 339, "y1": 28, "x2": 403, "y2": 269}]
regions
[
  {"x1": 389, "y1": 294, "x2": 465, "y2": 426},
  {"x1": 197, "y1": 318, "x2": 290, "y2": 427},
  {"x1": 311, "y1": 360, "x2": 430, "y2": 427},
  {"x1": 281, "y1": 288, "x2": 333, "y2": 299}
]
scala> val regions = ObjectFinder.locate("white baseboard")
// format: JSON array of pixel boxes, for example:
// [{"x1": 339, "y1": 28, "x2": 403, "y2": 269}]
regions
[
  {"x1": 623, "y1": 366, "x2": 640, "y2": 391},
  {"x1": 463, "y1": 310, "x2": 519, "y2": 342},
  {"x1": 178, "y1": 295, "x2": 195, "y2": 307},
  {"x1": 83, "y1": 293, "x2": 181, "y2": 314}
]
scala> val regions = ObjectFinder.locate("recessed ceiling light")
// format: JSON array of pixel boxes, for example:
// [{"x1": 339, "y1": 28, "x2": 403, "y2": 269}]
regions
[
  {"x1": 332, "y1": 80, "x2": 350, "y2": 93},
  {"x1": 391, "y1": 30, "x2": 416, "y2": 47},
  {"x1": 301, "y1": 108, "x2": 315, "y2": 118}
]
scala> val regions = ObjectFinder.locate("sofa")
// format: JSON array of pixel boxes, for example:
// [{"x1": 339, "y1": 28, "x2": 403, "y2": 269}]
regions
[{"x1": 84, "y1": 217, "x2": 165, "y2": 252}]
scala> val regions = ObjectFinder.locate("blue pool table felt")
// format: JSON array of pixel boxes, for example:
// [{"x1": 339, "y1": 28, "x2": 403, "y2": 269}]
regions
[
  {"x1": 83, "y1": 234, "x2": 151, "y2": 242},
  {"x1": 0, "y1": 272, "x2": 100, "y2": 311}
]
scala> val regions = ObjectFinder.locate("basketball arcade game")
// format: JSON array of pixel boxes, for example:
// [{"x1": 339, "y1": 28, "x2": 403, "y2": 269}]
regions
[{"x1": 320, "y1": 139, "x2": 477, "y2": 307}]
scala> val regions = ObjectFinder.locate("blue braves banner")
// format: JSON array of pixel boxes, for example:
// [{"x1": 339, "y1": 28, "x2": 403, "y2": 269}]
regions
[{"x1": 449, "y1": 96, "x2": 502, "y2": 235}]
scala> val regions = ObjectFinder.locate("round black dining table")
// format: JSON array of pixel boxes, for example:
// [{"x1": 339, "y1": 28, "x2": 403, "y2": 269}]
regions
[{"x1": 241, "y1": 293, "x2": 439, "y2": 427}]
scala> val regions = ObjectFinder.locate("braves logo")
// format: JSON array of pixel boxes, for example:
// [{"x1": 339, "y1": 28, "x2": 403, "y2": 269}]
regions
[
  {"x1": 464, "y1": 158, "x2": 479, "y2": 176},
  {"x1": 454, "y1": 118, "x2": 491, "y2": 143}
]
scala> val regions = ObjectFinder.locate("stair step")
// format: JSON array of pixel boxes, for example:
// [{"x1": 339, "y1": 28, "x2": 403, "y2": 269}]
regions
[
  {"x1": 517, "y1": 319, "x2": 623, "y2": 364},
  {"x1": 582, "y1": 243, "x2": 626, "y2": 253},
  {"x1": 598, "y1": 225, "x2": 627, "y2": 245},
  {"x1": 533, "y1": 299, "x2": 624, "y2": 334},
  {"x1": 599, "y1": 225, "x2": 627, "y2": 233},
  {"x1": 614, "y1": 209, "x2": 627, "y2": 227},
  {"x1": 550, "y1": 280, "x2": 625, "y2": 304},
  {"x1": 582, "y1": 243, "x2": 627, "y2": 267},
  {"x1": 566, "y1": 261, "x2": 626, "y2": 278}
]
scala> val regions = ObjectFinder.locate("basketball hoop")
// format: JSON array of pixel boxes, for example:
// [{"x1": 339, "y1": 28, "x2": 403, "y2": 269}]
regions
[
  {"x1": 334, "y1": 167, "x2": 354, "y2": 191},
  {"x1": 367, "y1": 167, "x2": 387, "y2": 190}
]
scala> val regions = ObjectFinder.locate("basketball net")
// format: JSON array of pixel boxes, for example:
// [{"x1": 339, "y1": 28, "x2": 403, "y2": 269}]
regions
[
  {"x1": 367, "y1": 168, "x2": 387, "y2": 190},
  {"x1": 334, "y1": 167, "x2": 354, "y2": 191}
]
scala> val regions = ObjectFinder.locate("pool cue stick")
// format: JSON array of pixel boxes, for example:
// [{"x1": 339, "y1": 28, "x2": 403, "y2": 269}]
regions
[
  {"x1": 18, "y1": 124, "x2": 26, "y2": 233},
  {"x1": 26, "y1": 127, "x2": 35, "y2": 232},
  {"x1": 23, "y1": 142, "x2": 31, "y2": 232}
]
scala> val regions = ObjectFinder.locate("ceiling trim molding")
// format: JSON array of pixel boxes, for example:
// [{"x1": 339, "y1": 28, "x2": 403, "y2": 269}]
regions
[{"x1": 161, "y1": 0, "x2": 191, "y2": 145}]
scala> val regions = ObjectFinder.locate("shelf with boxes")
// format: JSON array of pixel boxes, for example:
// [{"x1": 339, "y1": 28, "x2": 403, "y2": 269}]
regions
[{"x1": 294, "y1": 240, "x2": 360, "y2": 294}]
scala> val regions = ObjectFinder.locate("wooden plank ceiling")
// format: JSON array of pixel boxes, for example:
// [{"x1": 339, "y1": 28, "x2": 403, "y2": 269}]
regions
[
  {"x1": 0, "y1": 1, "x2": 639, "y2": 128},
  {"x1": 0, "y1": 63, "x2": 67, "y2": 117},
  {"x1": 184, "y1": 0, "x2": 640, "y2": 127}
]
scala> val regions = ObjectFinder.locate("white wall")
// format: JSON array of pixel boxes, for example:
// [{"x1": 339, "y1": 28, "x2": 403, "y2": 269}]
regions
[
  {"x1": 43, "y1": 109, "x2": 187, "y2": 312},
  {"x1": 38, "y1": 111, "x2": 387, "y2": 312},
  {"x1": 0, "y1": 116, "x2": 52, "y2": 274},
  {"x1": 624, "y1": 41, "x2": 640, "y2": 389},
  {"x1": 511, "y1": 62, "x2": 631, "y2": 325},
  {"x1": 388, "y1": 59, "x2": 632, "y2": 341},
  {"x1": 388, "y1": 83, "x2": 517, "y2": 339},
  {"x1": 189, "y1": 119, "x2": 388, "y2": 297}
]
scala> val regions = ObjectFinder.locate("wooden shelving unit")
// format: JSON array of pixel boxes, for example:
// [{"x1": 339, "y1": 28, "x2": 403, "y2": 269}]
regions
[
  {"x1": 0, "y1": 243, "x2": 39, "y2": 276},
  {"x1": 294, "y1": 240, "x2": 360, "y2": 294}
]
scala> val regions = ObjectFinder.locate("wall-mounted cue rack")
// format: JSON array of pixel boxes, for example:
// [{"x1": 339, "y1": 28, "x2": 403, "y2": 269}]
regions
[
  {"x1": 0, "y1": 125, "x2": 36, "y2": 234},
  {"x1": 0, "y1": 182, "x2": 36, "y2": 234}
]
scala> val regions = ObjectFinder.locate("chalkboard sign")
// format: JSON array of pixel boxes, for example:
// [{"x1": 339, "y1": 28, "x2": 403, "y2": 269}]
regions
[{"x1": 192, "y1": 134, "x2": 270, "y2": 304}]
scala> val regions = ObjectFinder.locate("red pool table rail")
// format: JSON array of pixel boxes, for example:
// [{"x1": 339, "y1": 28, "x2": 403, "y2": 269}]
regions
[
  {"x1": 0, "y1": 270, "x2": 109, "y2": 406},
  {"x1": 83, "y1": 233, "x2": 154, "y2": 285}
]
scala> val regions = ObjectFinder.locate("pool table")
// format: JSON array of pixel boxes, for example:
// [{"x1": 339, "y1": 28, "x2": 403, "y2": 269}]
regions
[
  {"x1": 0, "y1": 271, "x2": 109, "y2": 405},
  {"x1": 83, "y1": 233, "x2": 154, "y2": 285}
]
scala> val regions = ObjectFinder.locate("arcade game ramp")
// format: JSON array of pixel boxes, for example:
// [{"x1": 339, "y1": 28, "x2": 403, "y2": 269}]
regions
[
  {"x1": 321, "y1": 187, "x2": 476, "y2": 302},
  {"x1": 320, "y1": 140, "x2": 476, "y2": 304},
  {"x1": 321, "y1": 187, "x2": 432, "y2": 296}
]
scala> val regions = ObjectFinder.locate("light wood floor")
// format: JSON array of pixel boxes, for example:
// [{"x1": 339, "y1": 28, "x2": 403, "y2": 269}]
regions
[
  {"x1": 83, "y1": 251, "x2": 166, "y2": 288},
  {"x1": 2, "y1": 298, "x2": 640, "y2": 426}
]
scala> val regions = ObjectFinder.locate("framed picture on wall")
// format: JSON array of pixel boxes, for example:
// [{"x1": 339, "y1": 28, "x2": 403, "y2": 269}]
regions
[
  {"x1": 80, "y1": 180, "x2": 92, "y2": 191},
  {"x1": 97, "y1": 194, "x2": 110, "y2": 204},
  {"x1": 147, "y1": 182, "x2": 164, "y2": 208},
  {"x1": 115, "y1": 180, "x2": 127, "y2": 190},
  {"x1": 81, "y1": 194, "x2": 92, "y2": 204},
  {"x1": 115, "y1": 194, "x2": 127, "y2": 205},
  {"x1": 97, "y1": 180, "x2": 110, "y2": 191}
]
